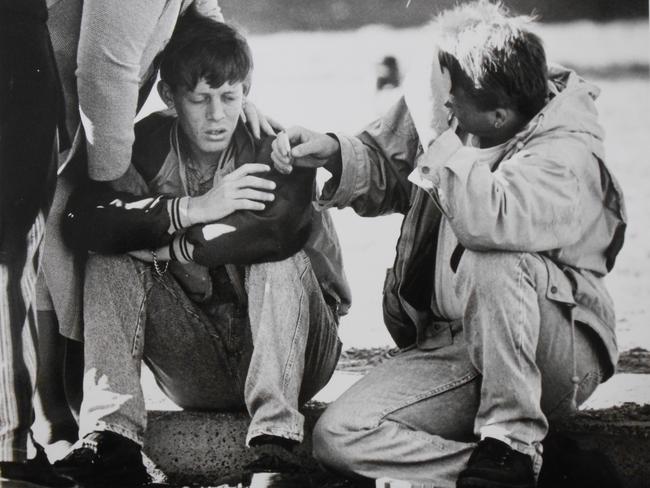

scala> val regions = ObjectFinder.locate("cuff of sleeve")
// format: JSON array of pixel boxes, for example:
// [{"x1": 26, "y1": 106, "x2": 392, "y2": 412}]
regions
[
  {"x1": 169, "y1": 234, "x2": 194, "y2": 264},
  {"x1": 166, "y1": 197, "x2": 193, "y2": 234},
  {"x1": 442, "y1": 147, "x2": 477, "y2": 185},
  {"x1": 315, "y1": 133, "x2": 365, "y2": 210},
  {"x1": 419, "y1": 129, "x2": 463, "y2": 183}
]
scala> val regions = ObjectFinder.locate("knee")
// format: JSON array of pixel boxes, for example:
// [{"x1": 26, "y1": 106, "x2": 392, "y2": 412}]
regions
[
  {"x1": 85, "y1": 254, "x2": 143, "y2": 291},
  {"x1": 455, "y1": 250, "x2": 547, "y2": 298},
  {"x1": 247, "y1": 251, "x2": 310, "y2": 288},
  {"x1": 312, "y1": 406, "x2": 367, "y2": 475}
]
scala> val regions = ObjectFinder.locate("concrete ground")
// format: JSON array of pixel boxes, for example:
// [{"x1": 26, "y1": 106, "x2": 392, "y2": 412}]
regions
[{"x1": 140, "y1": 359, "x2": 650, "y2": 487}]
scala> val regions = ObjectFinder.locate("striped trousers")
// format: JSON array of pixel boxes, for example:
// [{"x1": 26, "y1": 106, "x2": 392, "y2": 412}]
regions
[
  {"x1": 1, "y1": 7, "x2": 62, "y2": 462},
  {"x1": 0, "y1": 213, "x2": 46, "y2": 461}
]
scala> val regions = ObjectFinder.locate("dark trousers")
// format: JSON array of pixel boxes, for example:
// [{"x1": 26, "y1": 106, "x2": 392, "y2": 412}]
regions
[{"x1": 0, "y1": 9, "x2": 62, "y2": 462}]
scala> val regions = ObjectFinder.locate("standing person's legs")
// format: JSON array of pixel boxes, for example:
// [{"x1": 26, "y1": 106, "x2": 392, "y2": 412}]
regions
[
  {"x1": 244, "y1": 251, "x2": 341, "y2": 446},
  {"x1": 0, "y1": 215, "x2": 47, "y2": 462},
  {"x1": 0, "y1": 10, "x2": 58, "y2": 463}
]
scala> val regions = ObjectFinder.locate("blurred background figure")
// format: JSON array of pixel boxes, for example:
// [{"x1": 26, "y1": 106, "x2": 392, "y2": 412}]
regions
[{"x1": 374, "y1": 55, "x2": 403, "y2": 116}]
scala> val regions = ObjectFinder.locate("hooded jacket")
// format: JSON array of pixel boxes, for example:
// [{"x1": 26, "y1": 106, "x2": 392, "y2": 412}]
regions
[{"x1": 317, "y1": 66, "x2": 625, "y2": 377}]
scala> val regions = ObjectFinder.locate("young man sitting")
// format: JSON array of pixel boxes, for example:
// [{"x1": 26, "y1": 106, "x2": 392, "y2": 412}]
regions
[
  {"x1": 53, "y1": 14, "x2": 350, "y2": 485},
  {"x1": 271, "y1": 2, "x2": 625, "y2": 487}
]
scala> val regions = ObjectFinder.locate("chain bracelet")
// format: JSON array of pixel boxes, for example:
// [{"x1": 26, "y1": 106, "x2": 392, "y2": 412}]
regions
[{"x1": 151, "y1": 250, "x2": 169, "y2": 277}]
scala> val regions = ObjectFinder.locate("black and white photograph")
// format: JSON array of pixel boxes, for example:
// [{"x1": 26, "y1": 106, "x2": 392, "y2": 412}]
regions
[{"x1": 0, "y1": 1, "x2": 648, "y2": 487}]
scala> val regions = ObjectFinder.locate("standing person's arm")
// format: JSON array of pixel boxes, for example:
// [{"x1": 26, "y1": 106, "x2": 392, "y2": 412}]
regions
[
  {"x1": 191, "y1": 0, "x2": 224, "y2": 21},
  {"x1": 76, "y1": 0, "x2": 172, "y2": 182}
]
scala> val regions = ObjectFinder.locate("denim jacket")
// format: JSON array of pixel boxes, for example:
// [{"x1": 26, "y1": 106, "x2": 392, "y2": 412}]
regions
[{"x1": 317, "y1": 66, "x2": 625, "y2": 377}]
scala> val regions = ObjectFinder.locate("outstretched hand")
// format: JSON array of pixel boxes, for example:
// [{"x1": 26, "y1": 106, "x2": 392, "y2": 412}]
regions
[{"x1": 270, "y1": 126, "x2": 340, "y2": 174}]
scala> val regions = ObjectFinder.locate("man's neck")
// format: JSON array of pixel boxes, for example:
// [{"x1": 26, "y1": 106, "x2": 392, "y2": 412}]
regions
[{"x1": 178, "y1": 130, "x2": 223, "y2": 170}]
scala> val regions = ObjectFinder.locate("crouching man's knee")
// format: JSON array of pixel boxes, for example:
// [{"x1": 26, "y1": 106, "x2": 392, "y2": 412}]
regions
[
  {"x1": 312, "y1": 405, "x2": 368, "y2": 476},
  {"x1": 455, "y1": 250, "x2": 548, "y2": 302}
]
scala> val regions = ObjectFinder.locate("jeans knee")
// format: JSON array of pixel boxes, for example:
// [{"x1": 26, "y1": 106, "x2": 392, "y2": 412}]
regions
[
  {"x1": 312, "y1": 408, "x2": 361, "y2": 474},
  {"x1": 247, "y1": 251, "x2": 310, "y2": 289},
  {"x1": 85, "y1": 254, "x2": 144, "y2": 294},
  {"x1": 86, "y1": 254, "x2": 129, "y2": 279},
  {"x1": 455, "y1": 250, "x2": 546, "y2": 299}
]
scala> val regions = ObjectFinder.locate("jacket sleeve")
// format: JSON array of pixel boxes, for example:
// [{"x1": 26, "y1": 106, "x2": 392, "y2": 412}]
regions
[
  {"x1": 76, "y1": 0, "x2": 172, "y2": 182},
  {"x1": 425, "y1": 129, "x2": 588, "y2": 252},
  {"x1": 176, "y1": 137, "x2": 316, "y2": 267},
  {"x1": 316, "y1": 97, "x2": 420, "y2": 217},
  {"x1": 62, "y1": 173, "x2": 174, "y2": 254},
  {"x1": 190, "y1": 0, "x2": 224, "y2": 21}
]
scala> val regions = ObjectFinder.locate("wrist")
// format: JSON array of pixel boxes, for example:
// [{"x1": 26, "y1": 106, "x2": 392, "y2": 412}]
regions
[
  {"x1": 185, "y1": 195, "x2": 204, "y2": 226},
  {"x1": 168, "y1": 196, "x2": 195, "y2": 231}
]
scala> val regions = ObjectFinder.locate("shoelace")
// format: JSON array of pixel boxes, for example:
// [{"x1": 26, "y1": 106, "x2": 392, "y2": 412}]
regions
[{"x1": 63, "y1": 438, "x2": 100, "y2": 464}]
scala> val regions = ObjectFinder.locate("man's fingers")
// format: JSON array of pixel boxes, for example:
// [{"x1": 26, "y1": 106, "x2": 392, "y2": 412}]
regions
[
  {"x1": 235, "y1": 199, "x2": 266, "y2": 211},
  {"x1": 267, "y1": 115, "x2": 284, "y2": 132},
  {"x1": 270, "y1": 151, "x2": 293, "y2": 174},
  {"x1": 238, "y1": 175, "x2": 277, "y2": 190},
  {"x1": 259, "y1": 114, "x2": 276, "y2": 136},
  {"x1": 243, "y1": 100, "x2": 261, "y2": 139},
  {"x1": 230, "y1": 163, "x2": 271, "y2": 178},
  {"x1": 291, "y1": 140, "x2": 321, "y2": 159},
  {"x1": 276, "y1": 131, "x2": 292, "y2": 157},
  {"x1": 236, "y1": 188, "x2": 275, "y2": 202}
]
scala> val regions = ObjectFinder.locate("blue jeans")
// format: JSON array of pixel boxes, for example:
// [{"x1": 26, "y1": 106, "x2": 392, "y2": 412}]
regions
[
  {"x1": 78, "y1": 251, "x2": 341, "y2": 446},
  {"x1": 313, "y1": 251, "x2": 608, "y2": 487}
]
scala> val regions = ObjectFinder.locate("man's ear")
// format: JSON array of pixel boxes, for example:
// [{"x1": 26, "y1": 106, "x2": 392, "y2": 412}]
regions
[
  {"x1": 493, "y1": 108, "x2": 509, "y2": 129},
  {"x1": 158, "y1": 81, "x2": 175, "y2": 109}
]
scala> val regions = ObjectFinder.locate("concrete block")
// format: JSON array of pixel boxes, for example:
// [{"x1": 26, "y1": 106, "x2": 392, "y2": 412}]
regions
[
  {"x1": 144, "y1": 372, "x2": 650, "y2": 486},
  {"x1": 554, "y1": 403, "x2": 650, "y2": 488},
  {"x1": 143, "y1": 405, "x2": 326, "y2": 485}
]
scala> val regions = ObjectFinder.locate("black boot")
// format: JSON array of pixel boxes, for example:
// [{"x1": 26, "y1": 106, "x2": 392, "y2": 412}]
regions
[
  {"x1": 457, "y1": 437, "x2": 535, "y2": 488},
  {"x1": 53, "y1": 431, "x2": 149, "y2": 487},
  {"x1": 0, "y1": 443, "x2": 76, "y2": 488}
]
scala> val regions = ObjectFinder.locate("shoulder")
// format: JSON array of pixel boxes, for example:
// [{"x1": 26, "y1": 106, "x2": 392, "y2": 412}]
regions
[{"x1": 132, "y1": 110, "x2": 176, "y2": 182}]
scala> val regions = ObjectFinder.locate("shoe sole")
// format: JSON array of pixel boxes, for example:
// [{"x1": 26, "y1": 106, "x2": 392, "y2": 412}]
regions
[
  {"x1": 0, "y1": 477, "x2": 77, "y2": 488},
  {"x1": 456, "y1": 477, "x2": 534, "y2": 488},
  {"x1": 53, "y1": 468, "x2": 148, "y2": 487}
]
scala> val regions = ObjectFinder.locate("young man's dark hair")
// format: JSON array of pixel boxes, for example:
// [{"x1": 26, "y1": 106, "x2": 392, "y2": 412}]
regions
[
  {"x1": 437, "y1": 1, "x2": 548, "y2": 119},
  {"x1": 160, "y1": 11, "x2": 253, "y2": 94}
]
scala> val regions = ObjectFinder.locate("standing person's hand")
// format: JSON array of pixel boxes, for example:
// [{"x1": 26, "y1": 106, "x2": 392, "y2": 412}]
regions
[
  {"x1": 271, "y1": 126, "x2": 340, "y2": 174},
  {"x1": 188, "y1": 163, "x2": 276, "y2": 224},
  {"x1": 241, "y1": 99, "x2": 283, "y2": 139}
]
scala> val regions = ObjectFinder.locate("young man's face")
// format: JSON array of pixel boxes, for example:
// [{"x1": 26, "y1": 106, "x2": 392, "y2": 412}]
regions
[
  {"x1": 445, "y1": 85, "x2": 497, "y2": 138},
  {"x1": 168, "y1": 78, "x2": 244, "y2": 160}
]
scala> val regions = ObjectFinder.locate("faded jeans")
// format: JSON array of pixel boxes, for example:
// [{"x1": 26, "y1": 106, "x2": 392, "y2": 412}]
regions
[
  {"x1": 79, "y1": 251, "x2": 341, "y2": 446},
  {"x1": 313, "y1": 251, "x2": 608, "y2": 488}
]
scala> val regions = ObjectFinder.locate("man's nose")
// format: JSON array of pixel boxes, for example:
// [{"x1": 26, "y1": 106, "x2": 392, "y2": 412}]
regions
[{"x1": 207, "y1": 99, "x2": 225, "y2": 120}]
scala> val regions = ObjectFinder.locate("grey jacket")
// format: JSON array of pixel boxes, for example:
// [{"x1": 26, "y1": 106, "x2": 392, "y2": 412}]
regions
[{"x1": 318, "y1": 66, "x2": 625, "y2": 377}]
